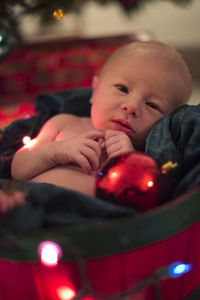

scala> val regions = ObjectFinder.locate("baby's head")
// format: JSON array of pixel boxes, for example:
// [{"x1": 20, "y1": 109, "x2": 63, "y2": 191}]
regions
[{"x1": 90, "y1": 41, "x2": 192, "y2": 150}]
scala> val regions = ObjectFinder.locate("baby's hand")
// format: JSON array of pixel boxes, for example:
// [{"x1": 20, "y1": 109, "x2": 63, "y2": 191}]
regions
[
  {"x1": 105, "y1": 129, "x2": 135, "y2": 160},
  {"x1": 53, "y1": 130, "x2": 105, "y2": 174}
]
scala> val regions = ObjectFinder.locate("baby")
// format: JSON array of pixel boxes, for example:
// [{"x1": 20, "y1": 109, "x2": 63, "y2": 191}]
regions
[{"x1": 11, "y1": 40, "x2": 192, "y2": 197}]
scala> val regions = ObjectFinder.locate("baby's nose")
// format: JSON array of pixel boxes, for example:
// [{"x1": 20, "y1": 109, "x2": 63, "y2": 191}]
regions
[{"x1": 121, "y1": 101, "x2": 140, "y2": 117}]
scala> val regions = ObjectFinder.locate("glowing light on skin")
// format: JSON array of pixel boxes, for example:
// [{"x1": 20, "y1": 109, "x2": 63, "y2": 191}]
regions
[
  {"x1": 22, "y1": 136, "x2": 36, "y2": 148},
  {"x1": 57, "y1": 287, "x2": 76, "y2": 300},
  {"x1": 169, "y1": 262, "x2": 192, "y2": 278},
  {"x1": 22, "y1": 136, "x2": 31, "y2": 145},
  {"x1": 38, "y1": 241, "x2": 62, "y2": 267}
]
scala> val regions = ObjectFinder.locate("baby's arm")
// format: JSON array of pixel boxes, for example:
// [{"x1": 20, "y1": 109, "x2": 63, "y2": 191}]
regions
[
  {"x1": 11, "y1": 114, "x2": 69, "y2": 180},
  {"x1": 51, "y1": 129, "x2": 105, "y2": 174},
  {"x1": 11, "y1": 114, "x2": 104, "y2": 180}
]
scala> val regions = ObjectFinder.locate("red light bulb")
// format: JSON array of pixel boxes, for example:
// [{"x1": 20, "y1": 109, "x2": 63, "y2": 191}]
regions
[{"x1": 38, "y1": 241, "x2": 62, "y2": 267}]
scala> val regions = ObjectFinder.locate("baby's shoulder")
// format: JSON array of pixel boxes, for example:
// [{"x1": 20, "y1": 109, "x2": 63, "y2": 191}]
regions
[
  {"x1": 49, "y1": 113, "x2": 81, "y2": 128},
  {"x1": 50, "y1": 114, "x2": 92, "y2": 137},
  {"x1": 50, "y1": 113, "x2": 80, "y2": 122}
]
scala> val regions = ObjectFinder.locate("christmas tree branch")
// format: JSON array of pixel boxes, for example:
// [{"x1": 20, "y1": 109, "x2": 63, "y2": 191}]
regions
[{"x1": 0, "y1": 0, "x2": 193, "y2": 43}]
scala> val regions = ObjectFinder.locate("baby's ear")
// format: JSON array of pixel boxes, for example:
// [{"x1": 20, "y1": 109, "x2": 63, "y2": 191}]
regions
[{"x1": 92, "y1": 75, "x2": 99, "y2": 90}]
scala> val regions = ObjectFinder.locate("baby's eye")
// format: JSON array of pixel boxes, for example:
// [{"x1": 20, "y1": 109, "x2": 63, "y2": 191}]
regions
[
  {"x1": 146, "y1": 102, "x2": 158, "y2": 110},
  {"x1": 115, "y1": 84, "x2": 129, "y2": 94}
]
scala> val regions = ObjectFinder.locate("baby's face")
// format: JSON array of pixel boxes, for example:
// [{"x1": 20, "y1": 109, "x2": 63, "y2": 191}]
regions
[{"x1": 90, "y1": 49, "x2": 184, "y2": 150}]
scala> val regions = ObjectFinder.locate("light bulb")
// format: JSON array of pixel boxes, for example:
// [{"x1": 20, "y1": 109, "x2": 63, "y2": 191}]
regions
[
  {"x1": 169, "y1": 262, "x2": 192, "y2": 278},
  {"x1": 57, "y1": 286, "x2": 76, "y2": 300},
  {"x1": 147, "y1": 180, "x2": 154, "y2": 188},
  {"x1": 22, "y1": 136, "x2": 31, "y2": 145},
  {"x1": 38, "y1": 241, "x2": 62, "y2": 267}
]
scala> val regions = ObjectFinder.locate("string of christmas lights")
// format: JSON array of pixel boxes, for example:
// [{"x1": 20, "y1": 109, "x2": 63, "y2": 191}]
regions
[
  {"x1": 38, "y1": 240, "x2": 192, "y2": 300},
  {"x1": 0, "y1": 217, "x2": 193, "y2": 300}
]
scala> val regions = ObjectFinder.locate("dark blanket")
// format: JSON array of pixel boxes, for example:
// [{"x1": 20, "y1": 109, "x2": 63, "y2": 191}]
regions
[{"x1": 0, "y1": 88, "x2": 200, "y2": 234}]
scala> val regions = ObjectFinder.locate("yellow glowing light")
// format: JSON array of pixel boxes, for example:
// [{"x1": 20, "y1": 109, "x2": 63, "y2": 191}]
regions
[
  {"x1": 53, "y1": 9, "x2": 65, "y2": 20},
  {"x1": 147, "y1": 180, "x2": 154, "y2": 188},
  {"x1": 161, "y1": 161, "x2": 178, "y2": 174},
  {"x1": 57, "y1": 287, "x2": 76, "y2": 300}
]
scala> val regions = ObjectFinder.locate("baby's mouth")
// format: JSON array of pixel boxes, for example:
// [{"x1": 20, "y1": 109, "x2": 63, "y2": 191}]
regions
[{"x1": 112, "y1": 119, "x2": 135, "y2": 135}]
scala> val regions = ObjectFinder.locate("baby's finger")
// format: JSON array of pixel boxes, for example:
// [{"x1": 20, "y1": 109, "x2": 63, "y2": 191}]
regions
[
  {"x1": 105, "y1": 136, "x2": 120, "y2": 148},
  {"x1": 107, "y1": 143, "x2": 121, "y2": 156},
  {"x1": 81, "y1": 146, "x2": 99, "y2": 171},
  {"x1": 77, "y1": 154, "x2": 92, "y2": 174},
  {"x1": 85, "y1": 139, "x2": 101, "y2": 158},
  {"x1": 105, "y1": 129, "x2": 123, "y2": 139},
  {"x1": 82, "y1": 130, "x2": 105, "y2": 140},
  {"x1": 98, "y1": 137, "x2": 104, "y2": 145},
  {"x1": 100, "y1": 140, "x2": 106, "y2": 150}
]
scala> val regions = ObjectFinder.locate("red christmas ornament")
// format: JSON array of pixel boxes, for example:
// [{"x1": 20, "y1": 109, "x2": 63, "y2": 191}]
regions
[{"x1": 96, "y1": 152, "x2": 161, "y2": 211}]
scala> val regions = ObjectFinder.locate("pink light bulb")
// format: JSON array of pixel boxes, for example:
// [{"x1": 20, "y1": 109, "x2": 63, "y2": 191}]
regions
[{"x1": 38, "y1": 241, "x2": 62, "y2": 267}]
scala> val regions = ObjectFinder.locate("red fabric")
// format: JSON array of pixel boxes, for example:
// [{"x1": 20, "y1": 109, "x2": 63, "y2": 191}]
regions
[
  {"x1": 0, "y1": 102, "x2": 36, "y2": 128},
  {"x1": 0, "y1": 35, "x2": 134, "y2": 97}
]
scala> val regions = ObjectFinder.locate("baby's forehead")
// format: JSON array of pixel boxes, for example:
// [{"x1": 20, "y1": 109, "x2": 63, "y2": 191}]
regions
[
  {"x1": 116, "y1": 42, "x2": 190, "y2": 81},
  {"x1": 120, "y1": 42, "x2": 178, "y2": 63}
]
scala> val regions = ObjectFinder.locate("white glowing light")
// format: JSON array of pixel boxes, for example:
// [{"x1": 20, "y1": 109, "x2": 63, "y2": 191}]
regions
[
  {"x1": 38, "y1": 241, "x2": 62, "y2": 267},
  {"x1": 22, "y1": 136, "x2": 31, "y2": 145},
  {"x1": 57, "y1": 287, "x2": 76, "y2": 300},
  {"x1": 22, "y1": 136, "x2": 36, "y2": 148}
]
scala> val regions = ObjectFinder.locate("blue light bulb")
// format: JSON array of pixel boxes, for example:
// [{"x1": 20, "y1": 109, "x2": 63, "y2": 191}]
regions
[{"x1": 169, "y1": 262, "x2": 192, "y2": 278}]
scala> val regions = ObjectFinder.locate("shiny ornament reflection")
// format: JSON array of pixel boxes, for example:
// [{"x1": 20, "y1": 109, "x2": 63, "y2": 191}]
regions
[{"x1": 96, "y1": 152, "x2": 160, "y2": 211}]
